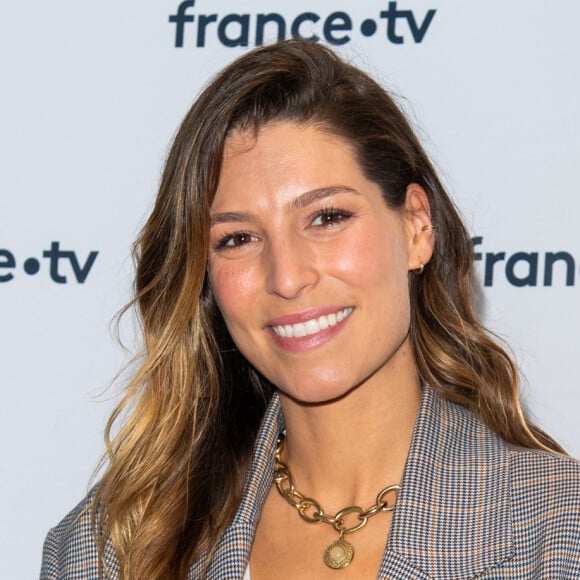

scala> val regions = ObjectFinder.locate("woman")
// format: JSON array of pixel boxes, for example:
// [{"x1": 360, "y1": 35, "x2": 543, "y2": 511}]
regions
[{"x1": 42, "y1": 40, "x2": 579, "y2": 579}]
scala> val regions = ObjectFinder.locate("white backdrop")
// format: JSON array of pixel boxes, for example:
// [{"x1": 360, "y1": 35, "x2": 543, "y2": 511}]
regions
[{"x1": 1, "y1": 2, "x2": 579, "y2": 578}]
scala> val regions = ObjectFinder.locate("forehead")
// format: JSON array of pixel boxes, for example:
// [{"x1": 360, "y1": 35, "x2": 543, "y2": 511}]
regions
[
  {"x1": 222, "y1": 121, "x2": 354, "y2": 161},
  {"x1": 214, "y1": 122, "x2": 364, "y2": 210}
]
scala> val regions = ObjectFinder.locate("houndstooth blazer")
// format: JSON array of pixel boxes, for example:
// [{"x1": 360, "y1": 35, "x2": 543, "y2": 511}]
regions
[{"x1": 41, "y1": 385, "x2": 580, "y2": 579}]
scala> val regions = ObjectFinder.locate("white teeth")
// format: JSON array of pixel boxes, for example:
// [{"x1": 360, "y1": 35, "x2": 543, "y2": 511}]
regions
[
  {"x1": 294, "y1": 323, "x2": 307, "y2": 338},
  {"x1": 271, "y1": 308, "x2": 353, "y2": 339},
  {"x1": 305, "y1": 319, "x2": 320, "y2": 334}
]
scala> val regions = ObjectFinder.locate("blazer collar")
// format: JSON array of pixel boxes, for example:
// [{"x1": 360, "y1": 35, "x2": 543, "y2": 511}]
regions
[
  {"x1": 384, "y1": 385, "x2": 514, "y2": 578},
  {"x1": 233, "y1": 392, "x2": 285, "y2": 528}
]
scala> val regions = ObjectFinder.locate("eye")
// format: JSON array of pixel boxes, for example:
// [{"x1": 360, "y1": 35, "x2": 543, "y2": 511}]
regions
[
  {"x1": 214, "y1": 231, "x2": 258, "y2": 251},
  {"x1": 311, "y1": 207, "x2": 353, "y2": 227}
]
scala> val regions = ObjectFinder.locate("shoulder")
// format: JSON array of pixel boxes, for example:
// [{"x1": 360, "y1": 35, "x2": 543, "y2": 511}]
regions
[
  {"x1": 428, "y1": 388, "x2": 580, "y2": 533},
  {"x1": 446, "y1": 394, "x2": 580, "y2": 518},
  {"x1": 439, "y1": 393, "x2": 580, "y2": 573},
  {"x1": 504, "y1": 445, "x2": 580, "y2": 575},
  {"x1": 508, "y1": 443, "x2": 580, "y2": 487},
  {"x1": 507, "y1": 444, "x2": 580, "y2": 524},
  {"x1": 40, "y1": 488, "x2": 119, "y2": 580}
]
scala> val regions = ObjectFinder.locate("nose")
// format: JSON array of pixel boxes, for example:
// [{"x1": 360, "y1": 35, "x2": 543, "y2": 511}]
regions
[{"x1": 264, "y1": 236, "x2": 319, "y2": 299}]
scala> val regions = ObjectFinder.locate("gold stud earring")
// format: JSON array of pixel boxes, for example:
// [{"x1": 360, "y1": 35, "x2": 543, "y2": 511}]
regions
[{"x1": 414, "y1": 262, "x2": 424, "y2": 275}]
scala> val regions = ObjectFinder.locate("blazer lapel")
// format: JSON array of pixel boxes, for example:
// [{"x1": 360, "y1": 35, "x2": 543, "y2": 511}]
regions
[{"x1": 382, "y1": 385, "x2": 514, "y2": 579}]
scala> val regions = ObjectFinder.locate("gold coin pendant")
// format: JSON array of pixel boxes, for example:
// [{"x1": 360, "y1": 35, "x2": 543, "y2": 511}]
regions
[{"x1": 323, "y1": 537, "x2": 354, "y2": 569}]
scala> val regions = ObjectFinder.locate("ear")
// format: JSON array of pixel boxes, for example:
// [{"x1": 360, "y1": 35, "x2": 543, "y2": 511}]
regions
[{"x1": 403, "y1": 184, "x2": 435, "y2": 272}]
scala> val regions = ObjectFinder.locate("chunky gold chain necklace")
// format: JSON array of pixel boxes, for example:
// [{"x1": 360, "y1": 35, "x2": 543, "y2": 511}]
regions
[{"x1": 274, "y1": 434, "x2": 400, "y2": 570}]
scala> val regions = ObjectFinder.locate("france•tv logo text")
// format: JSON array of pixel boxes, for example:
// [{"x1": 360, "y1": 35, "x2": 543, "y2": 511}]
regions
[
  {"x1": 169, "y1": 1, "x2": 437, "y2": 48},
  {"x1": 0, "y1": 242, "x2": 98, "y2": 284}
]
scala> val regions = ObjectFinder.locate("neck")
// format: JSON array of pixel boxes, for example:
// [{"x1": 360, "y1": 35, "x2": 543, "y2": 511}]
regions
[{"x1": 277, "y1": 354, "x2": 421, "y2": 511}]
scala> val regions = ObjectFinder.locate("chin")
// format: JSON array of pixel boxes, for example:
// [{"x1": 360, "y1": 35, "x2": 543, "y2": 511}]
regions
[{"x1": 276, "y1": 376, "x2": 361, "y2": 406}]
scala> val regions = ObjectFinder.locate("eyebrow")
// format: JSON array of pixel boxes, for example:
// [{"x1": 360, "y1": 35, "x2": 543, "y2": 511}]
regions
[
  {"x1": 287, "y1": 185, "x2": 360, "y2": 210},
  {"x1": 210, "y1": 185, "x2": 359, "y2": 225}
]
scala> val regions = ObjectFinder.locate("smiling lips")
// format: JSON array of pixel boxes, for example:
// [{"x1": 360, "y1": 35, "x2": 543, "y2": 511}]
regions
[{"x1": 270, "y1": 307, "x2": 354, "y2": 339}]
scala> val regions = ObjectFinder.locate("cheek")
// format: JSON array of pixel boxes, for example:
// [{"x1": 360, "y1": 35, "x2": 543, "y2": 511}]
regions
[
  {"x1": 327, "y1": 224, "x2": 408, "y2": 289},
  {"x1": 210, "y1": 262, "x2": 260, "y2": 327}
]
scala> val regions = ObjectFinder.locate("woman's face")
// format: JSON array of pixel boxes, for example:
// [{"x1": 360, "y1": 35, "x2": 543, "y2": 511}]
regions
[{"x1": 209, "y1": 122, "x2": 430, "y2": 404}]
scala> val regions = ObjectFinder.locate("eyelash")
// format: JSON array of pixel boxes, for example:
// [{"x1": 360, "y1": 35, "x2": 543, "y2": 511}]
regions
[
  {"x1": 213, "y1": 206, "x2": 354, "y2": 251},
  {"x1": 214, "y1": 231, "x2": 256, "y2": 251},
  {"x1": 310, "y1": 206, "x2": 354, "y2": 227}
]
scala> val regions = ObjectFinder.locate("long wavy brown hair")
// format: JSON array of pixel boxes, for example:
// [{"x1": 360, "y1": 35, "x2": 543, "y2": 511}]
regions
[{"x1": 93, "y1": 39, "x2": 564, "y2": 578}]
